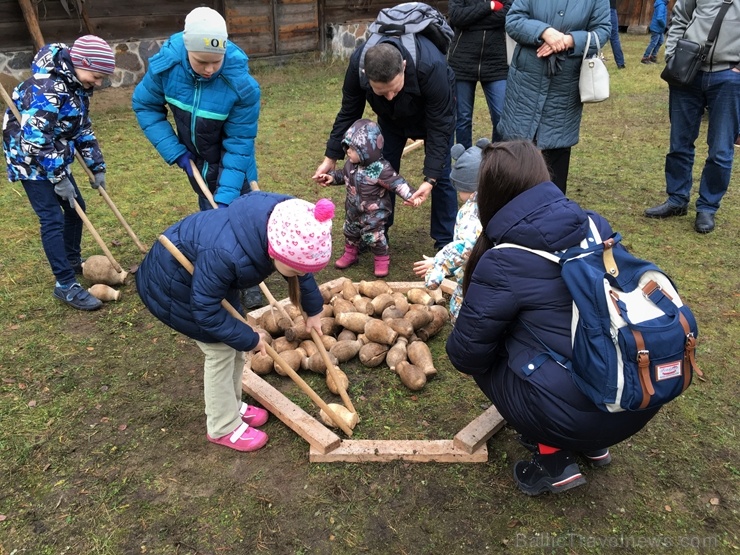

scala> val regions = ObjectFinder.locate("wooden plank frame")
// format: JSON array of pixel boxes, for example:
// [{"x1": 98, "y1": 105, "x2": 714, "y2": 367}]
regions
[{"x1": 241, "y1": 278, "x2": 506, "y2": 463}]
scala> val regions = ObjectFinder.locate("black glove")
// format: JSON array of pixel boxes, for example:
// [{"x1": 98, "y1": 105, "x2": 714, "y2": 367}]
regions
[
  {"x1": 54, "y1": 177, "x2": 77, "y2": 208},
  {"x1": 92, "y1": 172, "x2": 106, "y2": 190}
]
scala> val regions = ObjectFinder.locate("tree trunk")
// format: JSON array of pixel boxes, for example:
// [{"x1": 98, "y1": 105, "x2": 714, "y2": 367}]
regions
[{"x1": 17, "y1": 0, "x2": 45, "y2": 51}]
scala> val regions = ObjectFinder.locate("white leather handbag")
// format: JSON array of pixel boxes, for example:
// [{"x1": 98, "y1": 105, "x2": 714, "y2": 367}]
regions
[{"x1": 579, "y1": 31, "x2": 610, "y2": 103}]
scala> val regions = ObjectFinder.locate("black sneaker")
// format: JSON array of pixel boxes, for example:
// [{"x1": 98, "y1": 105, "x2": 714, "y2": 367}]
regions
[
  {"x1": 53, "y1": 283, "x2": 102, "y2": 311},
  {"x1": 582, "y1": 449, "x2": 612, "y2": 467},
  {"x1": 240, "y1": 285, "x2": 265, "y2": 310},
  {"x1": 519, "y1": 436, "x2": 612, "y2": 467},
  {"x1": 514, "y1": 451, "x2": 586, "y2": 496}
]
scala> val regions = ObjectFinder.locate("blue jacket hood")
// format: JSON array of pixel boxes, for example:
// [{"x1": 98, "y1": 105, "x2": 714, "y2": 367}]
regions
[{"x1": 486, "y1": 181, "x2": 589, "y2": 251}]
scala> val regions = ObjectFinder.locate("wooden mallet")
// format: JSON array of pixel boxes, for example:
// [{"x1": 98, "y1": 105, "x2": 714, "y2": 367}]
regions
[{"x1": 157, "y1": 234, "x2": 354, "y2": 437}]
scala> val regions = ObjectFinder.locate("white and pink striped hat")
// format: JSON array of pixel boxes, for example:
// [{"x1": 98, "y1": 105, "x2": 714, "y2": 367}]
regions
[{"x1": 69, "y1": 35, "x2": 115, "y2": 75}]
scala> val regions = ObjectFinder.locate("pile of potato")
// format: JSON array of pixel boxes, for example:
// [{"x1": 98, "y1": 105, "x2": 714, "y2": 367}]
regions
[{"x1": 249, "y1": 278, "x2": 450, "y2": 393}]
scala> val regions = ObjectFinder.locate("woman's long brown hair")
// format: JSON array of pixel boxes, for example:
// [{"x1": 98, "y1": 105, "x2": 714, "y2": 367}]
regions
[{"x1": 461, "y1": 140, "x2": 552, "y2": 296}]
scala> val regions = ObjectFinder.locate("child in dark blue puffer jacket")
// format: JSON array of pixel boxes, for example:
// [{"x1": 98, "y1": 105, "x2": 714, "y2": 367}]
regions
[{"x1": 136, "y1": 192, "x2": 335, "y2": 453}]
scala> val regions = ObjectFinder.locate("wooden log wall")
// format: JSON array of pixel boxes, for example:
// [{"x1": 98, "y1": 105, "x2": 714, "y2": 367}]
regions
[
  {"x1": 0, "y1": 0, "x2": 215, "y2": 50},
  {"x1": 225, "y1": 0, "x2": 320, "y2": 57}
]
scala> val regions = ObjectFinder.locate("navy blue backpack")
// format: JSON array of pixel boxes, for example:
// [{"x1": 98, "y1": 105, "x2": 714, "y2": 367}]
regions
[{"x1": 496, "y1": 218, "x2": 703, "y2": 412}]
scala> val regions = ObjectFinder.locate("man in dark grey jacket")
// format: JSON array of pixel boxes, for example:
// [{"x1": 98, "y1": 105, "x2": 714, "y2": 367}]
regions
[
  {"x1": 644, "y1": 0, "x2": 740, "y2": 233},
  {"x1": 313, "y1": 37, "x2": 458, "y2": 250}
]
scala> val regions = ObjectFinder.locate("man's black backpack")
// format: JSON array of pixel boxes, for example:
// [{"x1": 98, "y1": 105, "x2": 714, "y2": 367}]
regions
[{"x1": 358, "y1": 2, "x2": 454, "y2": 85}]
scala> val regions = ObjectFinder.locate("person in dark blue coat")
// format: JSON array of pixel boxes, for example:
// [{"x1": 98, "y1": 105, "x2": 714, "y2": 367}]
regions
[
  {"x1": 446, "y1": 141, "x2": 659, "y2": 495},
  {"x1": 313, "y1": 38, "x2": 458, "y2": 251},
  {"x1": 136, "y1": 192, "x2": 335, "y2": 452}
]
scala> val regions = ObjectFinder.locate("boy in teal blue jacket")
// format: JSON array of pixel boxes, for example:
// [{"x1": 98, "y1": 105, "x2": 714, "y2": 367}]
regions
[
  {"x1": 132, "y1": 7, "x2": 260, "y2": 210},
  {"x1": 642, "y1": 0, "x2": 669, "y2": 63},
  {"x1": 132, "y1": 7, "x2": 263, "y2": 306}
]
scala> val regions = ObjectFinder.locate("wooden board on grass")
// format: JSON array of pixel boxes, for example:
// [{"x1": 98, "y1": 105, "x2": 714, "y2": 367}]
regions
[{"x1": 243, "y1": 280, "x2": 505, "y2": 463}]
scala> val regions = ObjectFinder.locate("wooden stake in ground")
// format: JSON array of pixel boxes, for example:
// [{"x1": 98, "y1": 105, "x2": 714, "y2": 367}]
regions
[{"x1": 157, "y1": 234, "x2": 355, "y2": 437}]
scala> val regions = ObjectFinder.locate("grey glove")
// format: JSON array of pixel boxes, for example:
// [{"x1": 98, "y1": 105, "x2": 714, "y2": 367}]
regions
[
  {"x1": 92, "y1": 172, "x2": 106, "y2": 190},
  {"x1": 54, "y1": 177, "x2": 77, "y2": 208}
]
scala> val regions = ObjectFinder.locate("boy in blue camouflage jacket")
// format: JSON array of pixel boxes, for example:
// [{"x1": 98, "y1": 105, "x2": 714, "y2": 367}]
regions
[{"x1": 2, "y1": 35, "x2": 115, "y2": 311}]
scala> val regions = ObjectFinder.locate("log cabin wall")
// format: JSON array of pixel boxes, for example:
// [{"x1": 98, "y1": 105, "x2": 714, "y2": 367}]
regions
[
  {"x1": 0, "y1": 0, "x2": 651, "y2": 89},
  {"x1": 0, "y1": 0, "x2": 216, "y2": 48}
]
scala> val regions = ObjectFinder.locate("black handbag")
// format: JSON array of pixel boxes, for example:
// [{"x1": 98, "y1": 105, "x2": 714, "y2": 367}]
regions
[{"x1": 660, "y1": 0, "x2": 733, "y2": 87}]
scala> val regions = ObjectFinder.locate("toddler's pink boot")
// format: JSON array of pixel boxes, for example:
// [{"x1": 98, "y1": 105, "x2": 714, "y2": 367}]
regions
[
  {"x1": 207, "y1": 422, "x2": 268, "y2": 452},
  {"x1": 335, "y1": 244, "x2": 359, "y2": 269},
  {"x1": 374, "y1": 254, "x2": 390, "y2": 277}
]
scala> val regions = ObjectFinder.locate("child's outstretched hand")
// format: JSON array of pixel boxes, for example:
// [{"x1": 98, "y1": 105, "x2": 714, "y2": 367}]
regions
[
  {"x1": 413, "y1": 255, "x2": 433, "y2": 277},
  {"x1": 315, "y1": 173, "x2": 334, "y2": 186},
  {"x1": 403, "y1": 196, "x2": 424, "y2": 207}
]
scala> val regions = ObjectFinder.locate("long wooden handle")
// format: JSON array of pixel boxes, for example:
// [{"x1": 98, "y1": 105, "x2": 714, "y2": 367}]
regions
[
  {"x1": 157, "y1": 234, "x2": 353, "y2": 437},
  {"x1": 98, "y1": 186, "x2": 148, "y2": 253},
  {"x1": 2, "y1": 84, "x2": 125, "y2": 273},
  {"x1": 190, "y1": 160, "x2": 218, "y2": 209},
  {"x1": 75, "y1": 203, "x2": 123, "y2": 273},
  {"x1": 262, "y1": 280, "x2": 355, "y2": 414},
  {"x1": 73, "y1": 151, "x2": 147, "y2": 254},
  {"x1": 259, "y1": 282, "x2": 293, "y2": 325},
  {"x1": 310, "y1": 328, "x2": 356, "y2": 415}
]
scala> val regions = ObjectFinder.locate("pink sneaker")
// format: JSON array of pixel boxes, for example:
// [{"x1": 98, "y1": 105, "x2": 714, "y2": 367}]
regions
[
  {"x1": 207, "y1": 422, "x2": 268, "y2": 452},
  {"x1": 240, "y1": 402, "x2": 269, "y2": 427}
]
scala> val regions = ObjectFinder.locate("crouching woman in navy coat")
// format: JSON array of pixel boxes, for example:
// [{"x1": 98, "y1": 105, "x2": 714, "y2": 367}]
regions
[
  {"x1": 136, "y1": 192, "x2": 335, "y2": 452},
  {"x1": 446, "y1": 141, "x2": 659, "y2": 495}
]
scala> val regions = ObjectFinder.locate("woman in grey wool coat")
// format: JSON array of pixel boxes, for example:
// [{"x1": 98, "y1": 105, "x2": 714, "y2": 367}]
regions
[{"x1": 497, "y1": 0, "x2": 610, "y2": 193}]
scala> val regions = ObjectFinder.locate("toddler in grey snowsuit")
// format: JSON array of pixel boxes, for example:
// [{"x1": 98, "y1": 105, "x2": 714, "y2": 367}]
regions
[{"x1": 316, "y1": 118, "x2": 419, "y2": 277}]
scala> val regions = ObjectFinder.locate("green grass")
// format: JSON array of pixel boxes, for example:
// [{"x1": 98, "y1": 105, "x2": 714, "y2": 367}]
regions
[{"x1": 0, "y1": 34, "x2": 738, "y2": 554}]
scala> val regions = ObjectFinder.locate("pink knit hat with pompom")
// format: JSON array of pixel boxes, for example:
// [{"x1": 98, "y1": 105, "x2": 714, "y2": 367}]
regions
[{"x1": 267, "y1": 198, "x2": 335, "y2": 273}]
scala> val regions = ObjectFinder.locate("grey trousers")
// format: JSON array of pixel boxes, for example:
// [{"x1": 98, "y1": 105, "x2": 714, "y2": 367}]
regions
[{"x1": 195, "y1": 341, "x2": 246, "y2": 438}]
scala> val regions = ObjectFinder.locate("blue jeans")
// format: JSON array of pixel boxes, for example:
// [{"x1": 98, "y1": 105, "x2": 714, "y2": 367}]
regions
[
  {"x1": 609, "y1": 9, "x2": 625, "y2": 67},
  {"x1": 665, "y1": 69, "x2": 740, "y2": 213},
  {"x1": 380, "y1": 126, "x2": 457, "y2": 250},
  {"x1": 22, "y1": 175, "x2": 86, "y2": 286},
  {"x1": 643, "y1": 32, "x2": 664, "y2": 58},
  {"x1": 455, "y1": 79, "x2": 507, "y2": 148}
]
